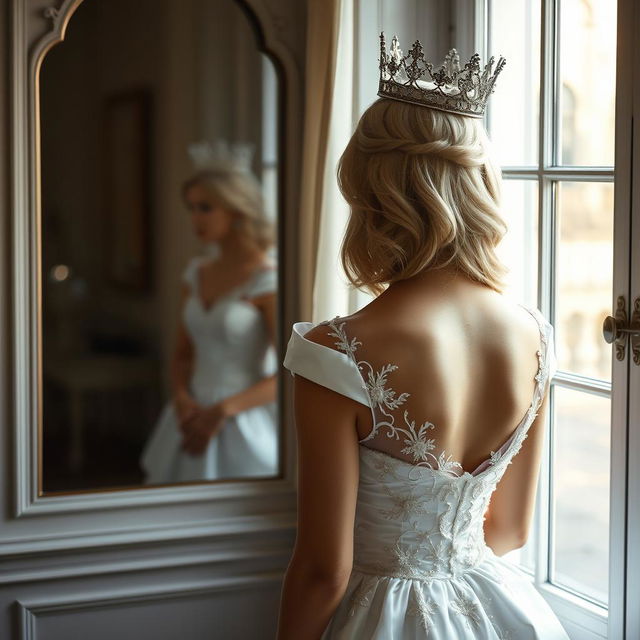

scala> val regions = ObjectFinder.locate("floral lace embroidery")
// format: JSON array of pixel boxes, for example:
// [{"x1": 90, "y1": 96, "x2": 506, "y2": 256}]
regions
[
  {"x1": 390, "y1": 542, "x2": 425, "y2": 576},
  {"x1": 379, "y1": 484, "x2": 428, "y2": 520},
  {"x1": 326, "y1": 317, "x2": 463, "y2": 475},
  {"x1": 407, "y1": 585, "x2": 439, "y2": 633},
  {"x1": 347, "y1": 574, "x2": 378, "y2": 616},
  {"x1": 476, "y1": 591, "x2": 516, "y2": 639},
  {"x1": 369, "y1": 452, "x2": 401, "y2": 482},
  {"x1": 449, "y1": 591, "x2": 483, "y2": 629},
  {"x1": 345, "y1": 573, "x2": 515, "y2": 638},
  {"x1": 422, "y1": 536, "x2": 450, "y2": 571},
  {"x1": 325, "y1": 307, "x2": 549, "y2": 478}
]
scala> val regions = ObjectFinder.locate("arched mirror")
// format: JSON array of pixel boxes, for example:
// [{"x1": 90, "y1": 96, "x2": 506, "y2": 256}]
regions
[{"x1": 38, "y1": 0, "x2": 282, "y2": 493}]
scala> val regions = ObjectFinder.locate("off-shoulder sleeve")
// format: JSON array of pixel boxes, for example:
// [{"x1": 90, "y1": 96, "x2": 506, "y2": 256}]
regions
[
  {"x1": 246, "y1": 266, "x2": 277, "y2": 298},
  {"x1": 283, "y1": 321, "x2": 371, "y2": 407},
  {"x1": 182, "y1": 256, "x2": 204, "y2": 291}
]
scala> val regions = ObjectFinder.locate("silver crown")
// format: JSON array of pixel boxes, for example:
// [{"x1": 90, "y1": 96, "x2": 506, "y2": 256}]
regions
[
  {"x1": 187, "y1": 139, "x2": 255, "y2": 173},
  {"x1": 378, "y1": 33, "x2": 506, "y2": 118}
]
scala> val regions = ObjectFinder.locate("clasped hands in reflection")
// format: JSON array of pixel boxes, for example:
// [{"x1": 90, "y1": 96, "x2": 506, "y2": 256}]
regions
[{"x1": 174, "y1": 391, "x2": 230, "y2": 456}]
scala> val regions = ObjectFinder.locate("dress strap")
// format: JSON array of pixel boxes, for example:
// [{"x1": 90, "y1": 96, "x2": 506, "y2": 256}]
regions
[
  {"x1": 478, "y1": 304, "x2": 556, "y2": 474},
  {"x1": 516, "y1": 303, "x2": 555, "y2": 388}
]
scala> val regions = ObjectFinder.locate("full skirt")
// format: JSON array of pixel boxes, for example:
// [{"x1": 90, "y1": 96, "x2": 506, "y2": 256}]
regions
[
  {"x1": 139, "y1": 400, "x2": 278, "y2": 483},
  {"x1": 321, "y1": 550, "x2": 570, "y2": 639}
]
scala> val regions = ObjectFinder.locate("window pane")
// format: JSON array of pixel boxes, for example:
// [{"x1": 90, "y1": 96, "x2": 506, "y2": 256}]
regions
[
  {"x1": 488, "y1": 0, "x2": 540, "y2": 166},
  {"x1": 552, "y1": 386, "x2": 610, "y2": 604},
  {"x1": 558, "y1": 0, "x2": 616, "y2": 166},
  {"x1": 555, "y1": 182, "x2": 613, "y2": 381},
  {"x1": 495, "y1": 180, "x2": 538, "y2": 306}
]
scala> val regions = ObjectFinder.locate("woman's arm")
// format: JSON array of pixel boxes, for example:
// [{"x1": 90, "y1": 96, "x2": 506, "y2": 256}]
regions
[
  {"x1": 219, "y1": 290, "x2": 278, "y2": 416},
  {"x1": 180, "y1": 290, "x2": 280, "y2": 454},
  {"x1": 483, "y1": 379, "x2": 551, "y2": 556},
  {"x1": 276, "y1": 326, "x2": 361, "y2": 640}
]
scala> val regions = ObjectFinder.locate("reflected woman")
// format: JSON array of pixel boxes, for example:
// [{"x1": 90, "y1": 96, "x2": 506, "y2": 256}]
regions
[{"x1": 140, "y1": 162, "x2": 279, "y2": 483}]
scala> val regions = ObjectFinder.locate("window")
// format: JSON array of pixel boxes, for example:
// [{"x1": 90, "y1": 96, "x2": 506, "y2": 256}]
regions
[
  {"x1": 483, "y1": 0, "x2": 618, "y2": 636},
  {"x1": 345, "y1": 1, "x2": 635, "y2": 635}
]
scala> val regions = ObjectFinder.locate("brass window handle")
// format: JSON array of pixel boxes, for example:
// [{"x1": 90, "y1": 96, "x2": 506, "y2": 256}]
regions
[{"x1": 602, "y1": 297, "x2": 640, "y2": 364}]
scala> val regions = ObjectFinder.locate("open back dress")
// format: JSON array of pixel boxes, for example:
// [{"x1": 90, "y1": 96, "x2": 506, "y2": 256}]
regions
[{"x1": 283, "y1": 303, "x2": 569, "y2": 639}]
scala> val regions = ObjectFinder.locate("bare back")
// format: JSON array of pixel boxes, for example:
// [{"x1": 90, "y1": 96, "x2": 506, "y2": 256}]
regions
[{"x1": 322, "y1": 272, "x2": 544, "y2": 475}]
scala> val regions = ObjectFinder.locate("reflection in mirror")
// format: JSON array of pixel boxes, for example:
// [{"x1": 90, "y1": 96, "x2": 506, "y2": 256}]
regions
[{"x1": 40, "y1": 0, "x2": 280, "y2": 493}]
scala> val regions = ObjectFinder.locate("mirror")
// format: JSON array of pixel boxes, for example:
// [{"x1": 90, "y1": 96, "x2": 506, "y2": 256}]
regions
[{"x1": 39, "y1": 0, "x2": 281, "y2": 493}]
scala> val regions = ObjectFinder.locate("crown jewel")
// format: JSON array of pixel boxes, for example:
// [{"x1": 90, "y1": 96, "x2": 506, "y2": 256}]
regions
[{"x1": 378, "y1": 33, "x2": 506, "y2": 118}]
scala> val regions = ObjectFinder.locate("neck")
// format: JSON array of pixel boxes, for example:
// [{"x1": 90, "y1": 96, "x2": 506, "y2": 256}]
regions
[
  {"x1": 409, "y1": 262, "x2": 462, "y2": 285},
  {"x1": 216, "y1": 229, "x2": 260, "y2": 263},
  {"x1": 389, "y1": 262, "x2": 477, "y2": 295}
]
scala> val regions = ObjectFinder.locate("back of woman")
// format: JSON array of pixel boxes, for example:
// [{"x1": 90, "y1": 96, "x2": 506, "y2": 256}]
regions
[
  {"x1": 277, "y1": 36, "x2": 569, "y2": 640},
  {"x1": 330, "y1": 279, "x2": 544, "y2": 472}
]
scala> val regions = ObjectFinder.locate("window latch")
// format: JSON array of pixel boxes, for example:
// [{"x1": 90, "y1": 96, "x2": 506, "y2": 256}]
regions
[{"x1": 602, "y1": 296, "x2": 640, "y2": 365}]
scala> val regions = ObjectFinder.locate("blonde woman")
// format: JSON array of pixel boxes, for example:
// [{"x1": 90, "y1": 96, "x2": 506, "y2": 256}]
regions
[
  {"x1": 140, "y1": 164, "x2": 279, "y2": 483},
  {"x1": 278, "y1": 38, "x2": 569, "y2": 639}
]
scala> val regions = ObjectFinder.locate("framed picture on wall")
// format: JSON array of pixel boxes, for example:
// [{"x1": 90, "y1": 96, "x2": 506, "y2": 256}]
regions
[{"x1": 102, "y1": 88, "x2": 153, "y2": 290}]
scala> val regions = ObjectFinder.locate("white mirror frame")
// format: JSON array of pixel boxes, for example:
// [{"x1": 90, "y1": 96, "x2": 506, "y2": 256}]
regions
[{"x1": 7, "y1": 0, "x2": 303, "y2": 553}]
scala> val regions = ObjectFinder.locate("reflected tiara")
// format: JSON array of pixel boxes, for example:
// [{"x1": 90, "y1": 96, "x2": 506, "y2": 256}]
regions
[
  {"x1": 187, "y1": 139, "x2": 255, "y2": 174},
  {"x1": 377, "y1": 33, "x2": 506, "y2": 118}
]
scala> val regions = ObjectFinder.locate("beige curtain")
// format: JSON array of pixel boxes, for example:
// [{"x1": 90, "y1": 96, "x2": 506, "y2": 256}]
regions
[{"x1": 298, "y1": 0, "x2": 355, "y2": 323}]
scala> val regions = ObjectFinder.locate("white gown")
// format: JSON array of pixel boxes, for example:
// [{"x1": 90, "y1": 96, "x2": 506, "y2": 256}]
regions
[
  {"x1": 283, "y1": 304, "x2": 570, "y2": 639},
  {"x1": 140, "y1": 255, "x2": 279, "y2": 483}
]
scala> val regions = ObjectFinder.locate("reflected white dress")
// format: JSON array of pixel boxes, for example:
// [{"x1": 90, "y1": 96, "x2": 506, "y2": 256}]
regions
[
  {"x1": 283, "y1": 304, "x2": 570, "y2": 639},
  {"x1": 140, "y1": 255, "x2": 279, "y2": 483}
]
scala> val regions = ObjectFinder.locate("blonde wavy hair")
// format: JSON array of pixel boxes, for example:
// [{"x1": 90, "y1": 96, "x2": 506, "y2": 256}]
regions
[
  {"x1": 181, "y1": 168, "x2": 275, "y2": 251},
  {"x1": 337, "y1": 98, "x2": 508, "y2": 295}
]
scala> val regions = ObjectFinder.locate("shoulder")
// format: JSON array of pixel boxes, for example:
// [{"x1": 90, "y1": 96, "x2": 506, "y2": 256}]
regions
[
  {"x1": 514, "y1": 302, "x2": 554, "y2": 348},
  {"x1": 245, "y1": 262, "x2": 277, "y2": 298},
  {"x1": 299, "y1": 317, "x2": 342, "y2": 349},
  {"x1": 182, "y1": 255, "x2": 205, "y2": 287},
  {"x1": 521, "y1": 305, "x2": 556, "y2": 375},
  {"x1": 510, "y1": 301, "x2": 557, "y2": 381},
  {"x1": 294, "y1": 314, "x2": 366, "y2": 361}
]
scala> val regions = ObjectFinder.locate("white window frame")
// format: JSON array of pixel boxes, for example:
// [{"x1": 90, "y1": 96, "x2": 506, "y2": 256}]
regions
[
  {"x1": 469, "y1": 0, "x2": 637, "y2": 637},
  {"x1": 349, "y1": 2, "x2": 638, "y2": 635}
]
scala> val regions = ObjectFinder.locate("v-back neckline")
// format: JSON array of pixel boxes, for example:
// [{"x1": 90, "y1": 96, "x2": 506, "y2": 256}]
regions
[
  {"x1": 297, "y1": 301, "x2": 549, "y2": 480},
  {"x1": 195, "y1": 258, "x2": 264, "y2": 313}
]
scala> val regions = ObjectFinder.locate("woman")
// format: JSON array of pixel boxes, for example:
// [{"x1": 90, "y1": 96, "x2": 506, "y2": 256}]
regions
[
  {"x1": 278, "y1": 40, "x2": 569, "y2": 639},
  {"x1": 140, "y1": 165, "x2": 279, "y2": 483}
]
